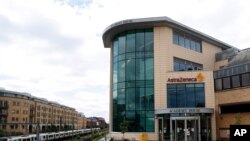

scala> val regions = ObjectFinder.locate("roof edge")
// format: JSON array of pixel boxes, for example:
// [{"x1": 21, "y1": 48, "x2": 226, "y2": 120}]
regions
[{"x1": 102, "y1": 16, "x2": 237, "y2": 50}]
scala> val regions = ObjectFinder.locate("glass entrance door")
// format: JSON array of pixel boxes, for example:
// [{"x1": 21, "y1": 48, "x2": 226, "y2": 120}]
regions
[{"x1": 170, "y1": 117, "x2": 200, "y2": 141}]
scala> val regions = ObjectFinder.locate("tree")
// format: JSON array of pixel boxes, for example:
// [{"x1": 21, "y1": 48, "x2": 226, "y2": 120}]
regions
[
  {"x1": 120, "y1": 118, "x2": 128, "y2": 141},
  {"x1": 235, "y1": 113, "x2": 242, "y2": 125},
  {"x1": 0, "y1": 128, "x2": 6, "y2": 137}
]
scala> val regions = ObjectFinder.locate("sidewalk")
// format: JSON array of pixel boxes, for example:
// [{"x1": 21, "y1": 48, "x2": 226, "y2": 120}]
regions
[{"x1": 97, "y1": 136, "x2": 112, "y2": 141}]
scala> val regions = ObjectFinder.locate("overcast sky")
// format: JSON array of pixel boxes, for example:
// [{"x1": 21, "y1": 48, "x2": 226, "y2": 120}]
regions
[{"x1": 0, "y1": 0, "x2": 249, "y2": 122}]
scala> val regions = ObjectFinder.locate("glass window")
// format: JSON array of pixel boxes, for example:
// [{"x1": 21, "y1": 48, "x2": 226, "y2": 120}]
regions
[
  {"x1": 167, "y1": 83, "x2": 205, "y2": 108},
  {"x1": 126, "y1": 111, "x2": 135, "y2": 121},
  {"x1": 112, "y1": 28, "x2": 154, "y2": 132},
  {"x1": 195, "y1": 42, "x2": 201, "y2": 52},
  {"x1": 178, "y1": 34, "x2": 185, "y2": 46},
  {"x1": 222, "y1": 77, "x2": 231, "y2": 89},
  {"x1": 126, "y1": 52, "x2": 135, "y2": 59},
  {"x1": 186, "y1": 84, "x2": 195, "y2": 107},
  {"x1": 173, "y1": 31, "x2": 202, "y2": 53},
  {"x1": 136, "y1": 59, "x2": 145, "y2": 80},
  {"x1": 185, "y1": 37, "x2": 190, "y2": 49},
  {"x1": 146, "y1": 118, "x2": 154, "y2": 132},
  {"x1": 113, "y1": 63, "x2": 118, "y2": 84},
  {"x1": 186, "y1": 64, "x2": 193, "y2": 71},
  {"x1": 118, "y1": 61, "x2": 125, "y2": 82},
  {"x1": 117, "y1": 89, "x2": 125, "y2": 105},
  {"x1": 145, "y1": 88, "x2": 154, "y2": 110},
  {"x1": 113, "y1": 39, "x2": 118, "y2": 57},
  {"x1": 173, "y1": 57, "x2": 203, "y2": 71},
  {"x1": 176, "y1": 84, "x2": 185, "y2": 107},
  {"x1": 118, "y1": 54, "x2": 125, "y2": 61},
  {"x1": 215, "y1": 79, "x2": 222, "y2": 91},
  {"x1": 173, "y1": 32, "x2": 179, "y2": 44},
  {"x1": 126, "y1": 88, "x2": 135, "y2": 110},
  {"x1": 191, "y1": 39, "x2": 196, "y2": 51},
  {"x1": 117, "y1": 82, "x2": 125, "y2": 89},
  {"x1": 195, "y1": 84, "x2": 205, "y2": 107},
  {"x1": 126, "y1": 31, "x2": 135, "y2": 53},
  {"x1": 167, "y1": 84, "x2": 176, "y2": 107},
  {"x1": 179, "y1": 63, "x2": 186, "y2": 71},
  {"x1": 136, "y1": 29, "x2": 144, "y2": 52},
  {"x1": 135, "y1": 88, "x2": 145, "y2": 110},
  {"x1": 125, "y1": 59, "x2": 136, "y2": 81},
  {"x1": 145, "y1": 29, "x2": 153, "y2": 52},
  {"x1": 241, "y1": 73, "x2": 250, "y2": 86},
  {"x1": 174, "y1": 61, "x2": 180, "y2": 71},
  {"x1": 232, "y1": 75, "x2": 240, "y2": 88},
  {"x1": 118, "y1": 36, "x2": 126, "y2": 55},
  {"x1": 145, "y1": 58, "x2": 154, "y2": 80}
]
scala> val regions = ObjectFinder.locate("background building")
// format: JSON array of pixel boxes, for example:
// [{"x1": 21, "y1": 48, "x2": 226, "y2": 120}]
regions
[
  {"x1": 102, "y1": 16, "x2": 245, "y2": 141},
  {"x1": 86, "y1": 117, "x2": 107, "y2": 129},
  {"x1": 0, "y1": 88, "x2": 89, "y2": 136},
  {"x1": 77, "y1": 112, "x2": 87, "y2": 129},
  {"x1": 214, "y1": 48, "x2": 250, "y2": 140}
]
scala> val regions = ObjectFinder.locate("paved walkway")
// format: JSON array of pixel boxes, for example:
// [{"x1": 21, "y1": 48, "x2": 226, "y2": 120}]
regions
[{"x1": 98, "y1": 136, "x2": 112, "y2": 141}]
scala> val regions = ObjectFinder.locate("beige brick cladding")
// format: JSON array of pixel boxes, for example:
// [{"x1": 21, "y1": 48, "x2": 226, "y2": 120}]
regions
[
  {"x1": 214, "y1": 59, "x2": 228, "y2": 70},
  {"x1": 215, "y1": 87, "x2": 250, "y2": 139}
]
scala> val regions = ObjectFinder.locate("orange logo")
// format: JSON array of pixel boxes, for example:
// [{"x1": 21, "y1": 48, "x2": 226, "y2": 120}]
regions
[{"x1": 196, "y1": 73, "x2": 205, "y2": 82}]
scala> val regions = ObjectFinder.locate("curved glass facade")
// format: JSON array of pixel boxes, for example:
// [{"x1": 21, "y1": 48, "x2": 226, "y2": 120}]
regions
[{"x1": 112, "y1": 29, "x2": 154, "y2": 132}]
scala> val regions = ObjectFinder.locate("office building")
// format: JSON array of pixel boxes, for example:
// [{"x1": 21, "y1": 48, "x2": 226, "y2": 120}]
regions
[{"x1": 102, "y1": 17, "x2": 249, "y2": 141}]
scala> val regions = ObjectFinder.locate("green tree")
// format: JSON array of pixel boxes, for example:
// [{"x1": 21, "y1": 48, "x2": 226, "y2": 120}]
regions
[
  {"x1": 235, "y1": 113, "x2": 242, "y2": 125},
  {"x1": 0, "y1": 128, "x2": 6, "y2": 137},
  {"x1": 75, "y1": 134, "x2": 81, "y2": 141},
  {"x1": 120, "y1": 118, "x2": 128, "y2": 141}
]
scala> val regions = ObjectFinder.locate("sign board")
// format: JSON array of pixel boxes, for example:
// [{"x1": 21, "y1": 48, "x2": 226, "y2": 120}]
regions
[
  {"x1": 155, "y1": 108, "x2": 213, "y2": 114},
  {"x1": 167, "y1": 73, "x2": 205, "y2": 83}
]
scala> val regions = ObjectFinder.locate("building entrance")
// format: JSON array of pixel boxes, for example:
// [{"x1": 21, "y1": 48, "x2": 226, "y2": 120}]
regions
[{"x1": 170, "y1": 117, "x2": 200, "y2": 141}]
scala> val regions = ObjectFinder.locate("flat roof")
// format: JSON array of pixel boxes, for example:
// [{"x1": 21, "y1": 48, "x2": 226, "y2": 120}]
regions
[{"x1": 102, "y1": 16, "x2": 236, "y2": 50}]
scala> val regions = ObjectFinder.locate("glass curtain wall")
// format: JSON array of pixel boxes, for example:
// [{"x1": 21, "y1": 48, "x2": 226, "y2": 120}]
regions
[{"x1": 112, "y1": 29, "x2": 154, "y2": 132}]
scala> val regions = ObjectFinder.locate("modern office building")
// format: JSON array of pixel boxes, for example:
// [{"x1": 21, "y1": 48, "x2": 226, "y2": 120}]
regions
[
  {"x1": 102, "y1": 17, "x2": 250, "y2": 141},
  {"x1": 0, "y1": 88, "x2": 86, "y2": 136}
]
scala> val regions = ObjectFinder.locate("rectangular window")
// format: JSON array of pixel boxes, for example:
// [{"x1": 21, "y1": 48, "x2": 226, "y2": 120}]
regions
[
  {"x1": 178, "y1": 34, "x2": 185, "y2": 46},
  {"x1": 173, "y1": 57, "x2": 203, "y2": 71},
  {"x1": 190, "y1": 39, "x2": 196, "y2": 51},
  {"x1": 215, "y1": 79, "x2": 222, "y2": 91},
  {"x1": 118, "y1": 36, "x2": 126, "y2": 55},
  {"x1": 126, "y1": 31, "x2": 135, "y2": 53},
  {"x1": 173, "y1": 32, "x2": 179, "y2": 44},
  {"x1": 222, "y1": 77, "x2": 231, "y2": 89},
  {"x1": 176, "y1": 84, "x2": 186, "y2": 107},
  {"x1": 232, "y1": 75, "x2": 241, "y2": 88},
  {"x1": 136, "y1": 29, "x2": 145, "y2": 52},
  {"x1": 173, "y1": 31, "x2": 202, "y2": 53},
  {"x1": 241, "y1": 73, "x2": 250, "y2": 86},
  {"x1": 167, "y1": 83, "x2": 205, "y2": 108},
  {"x1": 184, "y1": 37, "x2": 190, "y2": 49},
  {"x1": 145, "y1": 29, "x2": 153, "y2": 52}
]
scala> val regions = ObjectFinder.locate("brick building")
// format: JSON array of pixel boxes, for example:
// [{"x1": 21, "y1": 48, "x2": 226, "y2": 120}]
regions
[{"x1": 0, "y1": 89, "x2": 87, "y2": 136}]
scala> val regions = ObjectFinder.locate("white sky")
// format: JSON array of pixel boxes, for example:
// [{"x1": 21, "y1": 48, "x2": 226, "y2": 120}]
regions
[{"x1": 0, "y1": 0, "x2": 250, "y2": 123}]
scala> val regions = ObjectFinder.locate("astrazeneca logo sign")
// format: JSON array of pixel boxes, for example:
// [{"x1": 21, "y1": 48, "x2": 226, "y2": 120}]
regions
[{"x1": 167, "y1": 73, "x2": 205, "y2": 83}]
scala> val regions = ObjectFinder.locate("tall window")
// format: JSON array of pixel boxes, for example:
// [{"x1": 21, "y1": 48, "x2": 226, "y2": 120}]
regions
[
  {"x1": 167, "y1": 83, "x2": 205, "y2": 108},
  {"x1": 112, "y1": 29, "x2": 154, "y2": 132},
  {"x1": 173, "y1": 31, "x2": 202, "y2": 53}
]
